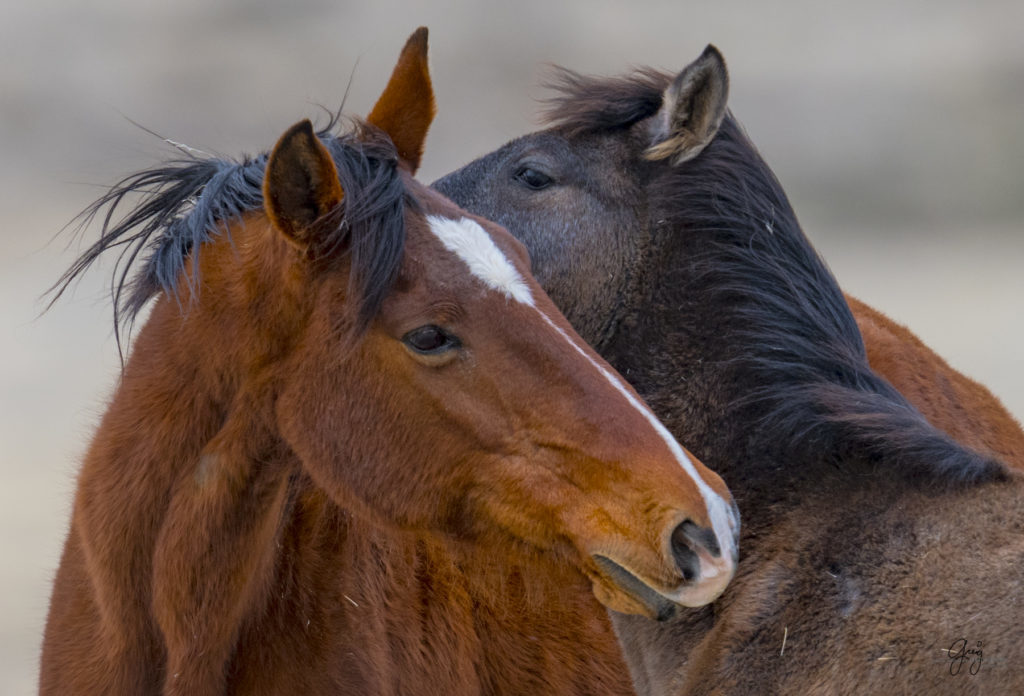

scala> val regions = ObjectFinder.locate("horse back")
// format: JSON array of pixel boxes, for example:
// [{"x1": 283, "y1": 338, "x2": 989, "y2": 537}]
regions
[{"x1": 848, "y1": 294, "x2": 1024, "y2": 469}]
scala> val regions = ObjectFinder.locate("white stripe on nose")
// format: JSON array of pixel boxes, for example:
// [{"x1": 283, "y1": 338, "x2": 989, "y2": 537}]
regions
[
  {"x1": 536, "y1": 312, "x2": 738, "y2": 562},
  {"x1": 425, "y1": 215, "x2": 737, "y2": 559}
]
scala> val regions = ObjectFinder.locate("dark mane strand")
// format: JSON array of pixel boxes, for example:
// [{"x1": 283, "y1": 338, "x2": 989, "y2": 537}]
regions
[
  {"x1": 50, "y1": 119, "x2": 407, "y2": 353},
  {"x1": 659, "y1": 115, "x2": 1007, "y2": 487},
  {"x1": 318, "y1": 124, "x2": 408, "y2": 332},
  {"x1": 542, "y1": 66, "x2": 669, "y2": 136}
]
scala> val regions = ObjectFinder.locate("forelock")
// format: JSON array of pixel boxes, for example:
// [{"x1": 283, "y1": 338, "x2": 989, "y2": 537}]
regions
[{"x1": 541, "y1": 67, "x2": 672, "y2": 137}]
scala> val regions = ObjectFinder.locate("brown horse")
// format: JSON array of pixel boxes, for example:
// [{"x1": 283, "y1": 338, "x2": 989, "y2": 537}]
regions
[
  {"x1": 40, "y1": 31, "x2": 739, "y2": 695},
  {"x1": 435, "y1": 46, "x2": 1024, "y2": 695}
]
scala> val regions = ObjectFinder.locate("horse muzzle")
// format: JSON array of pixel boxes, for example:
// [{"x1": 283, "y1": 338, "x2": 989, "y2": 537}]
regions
[{"x1": 590, "y1": 514, "x2": 739, "y2": 619}]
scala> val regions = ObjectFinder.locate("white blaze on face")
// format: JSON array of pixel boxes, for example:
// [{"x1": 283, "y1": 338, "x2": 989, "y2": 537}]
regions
[
  {"x1": 425, "y1": 214, "x2": 738, "y2": 561},
  {"x1": 426, "y1": 215, "x2": 534, "y2": 305}
]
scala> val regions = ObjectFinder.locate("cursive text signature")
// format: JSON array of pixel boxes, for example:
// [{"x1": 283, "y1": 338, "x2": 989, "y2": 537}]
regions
[{"x1": 947, "y1": 638, "x2": 983, "y2": 676}]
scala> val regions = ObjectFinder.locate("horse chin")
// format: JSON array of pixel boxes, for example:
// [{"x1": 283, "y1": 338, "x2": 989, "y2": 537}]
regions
[
  {"x1": 666, "y1": 566, "x2": 735, "y2": 609},
  {"x1": 590, "y1": 555, "x2": 680, "y2": 622}
]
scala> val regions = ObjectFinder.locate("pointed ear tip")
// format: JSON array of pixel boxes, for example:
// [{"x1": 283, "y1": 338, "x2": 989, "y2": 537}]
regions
[
  {"x1": 279, "y1": 118, "x2": 316, "y2": 144},
  {"x1": 700, "y1": 44, "x2": 726, "y2": 66},
  {"x1": 408, "y1": 26, "x2": 430, "y2": 54},
  {"x1": 269, "y1": 119, "x2": 337, "y2": 180}
]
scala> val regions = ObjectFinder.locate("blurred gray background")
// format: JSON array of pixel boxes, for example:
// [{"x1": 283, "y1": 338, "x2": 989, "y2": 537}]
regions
[{"x1": 2, "y1": 0, "x2": 1021, "y2": 691}]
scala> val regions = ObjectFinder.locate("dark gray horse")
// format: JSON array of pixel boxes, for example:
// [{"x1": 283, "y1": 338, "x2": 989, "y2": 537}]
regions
[{"x1": 435, "y1": 46, "x2": 1024, "y2": 696}]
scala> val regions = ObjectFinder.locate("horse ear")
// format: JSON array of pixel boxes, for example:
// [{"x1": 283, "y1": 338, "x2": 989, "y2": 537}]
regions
[
  {"x1": 366, "y1": 26, "x2": 436, "y2": 174},
  {"x1": 646, "y1": 45, "x2": 729, "y2": 165},
  {"x1": 263, "y1": 119, "x2": 344, "y2": 246}
]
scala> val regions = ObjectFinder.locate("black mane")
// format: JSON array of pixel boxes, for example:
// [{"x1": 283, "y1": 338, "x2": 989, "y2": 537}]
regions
[
  {"x1": 51, "y1": 121, "x2": 407, "y2": 348},
  {"x1": 547, "y1": 69, "x2": 1006, "y2": 487},
  {"x1": 542, "y1": 66, "x2": 669, "y2": 135}
]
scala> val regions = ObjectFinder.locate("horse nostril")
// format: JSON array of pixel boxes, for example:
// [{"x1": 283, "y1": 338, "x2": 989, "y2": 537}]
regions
[{"x1": 671, "y1": 521, "x2": 702, "y2": 582}]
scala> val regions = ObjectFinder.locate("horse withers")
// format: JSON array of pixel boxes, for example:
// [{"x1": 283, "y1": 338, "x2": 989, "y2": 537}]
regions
[
  {"x1": 435, "y1": 45, "x2": 1023, "y2": 695},
  {"x1": 40, "y1": 30, "x2": 737, "y2": 695}
]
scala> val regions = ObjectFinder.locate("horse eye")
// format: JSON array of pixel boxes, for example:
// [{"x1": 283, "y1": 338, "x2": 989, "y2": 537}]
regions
[
  {"x1": 513, "y1": 166, "x2": 553, "y2": 190},
  {"x1": 402, "y1": 325, "x2": 460, "y2": 355}
]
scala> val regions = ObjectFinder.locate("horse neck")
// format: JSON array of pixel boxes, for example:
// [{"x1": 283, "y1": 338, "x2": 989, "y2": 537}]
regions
[
  {"x1": 91, "y1": 215, "x2": 304, "y2": 474},
  {"x1": 604, "y1": 122, "x2": 1003, "y2": 511},
  {"x1": 600, "y1": 123, "x2": 875, "y2": 504}
]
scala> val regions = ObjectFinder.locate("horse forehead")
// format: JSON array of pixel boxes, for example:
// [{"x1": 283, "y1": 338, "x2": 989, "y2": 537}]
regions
[{"x1": 421, "y1": 214, "x2": 535, "y2": 306}]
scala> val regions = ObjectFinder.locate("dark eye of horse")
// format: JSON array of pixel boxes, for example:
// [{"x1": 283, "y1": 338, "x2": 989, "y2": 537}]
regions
[
  {"x1": 402, "y1": 325, "x2": 460, "y2": 355},
  {"x1": 513, "y1": 166, "x2": 554, "y2": 190}
]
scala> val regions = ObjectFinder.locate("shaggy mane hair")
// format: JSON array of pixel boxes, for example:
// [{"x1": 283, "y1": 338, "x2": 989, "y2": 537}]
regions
[
  {"x1": 545, "y1": 68, "x2": 1006, "y2": 486},
  {"x1": 51, "y1": 120, "x2": 408, "y2": 349}
]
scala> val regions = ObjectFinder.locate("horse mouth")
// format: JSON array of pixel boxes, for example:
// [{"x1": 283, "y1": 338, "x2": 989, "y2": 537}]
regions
[{"x1": 592, "y1": 555, "x2": 679, "y2": 621}]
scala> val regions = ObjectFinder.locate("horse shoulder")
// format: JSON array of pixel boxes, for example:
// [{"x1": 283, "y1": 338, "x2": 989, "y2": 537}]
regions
[
  {"x1": 670, "y1": 478, "x2": 1024, "y2": 695},
  {"x1": 797, "y1": 482, "x2": 1024, "y2": 695}
]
